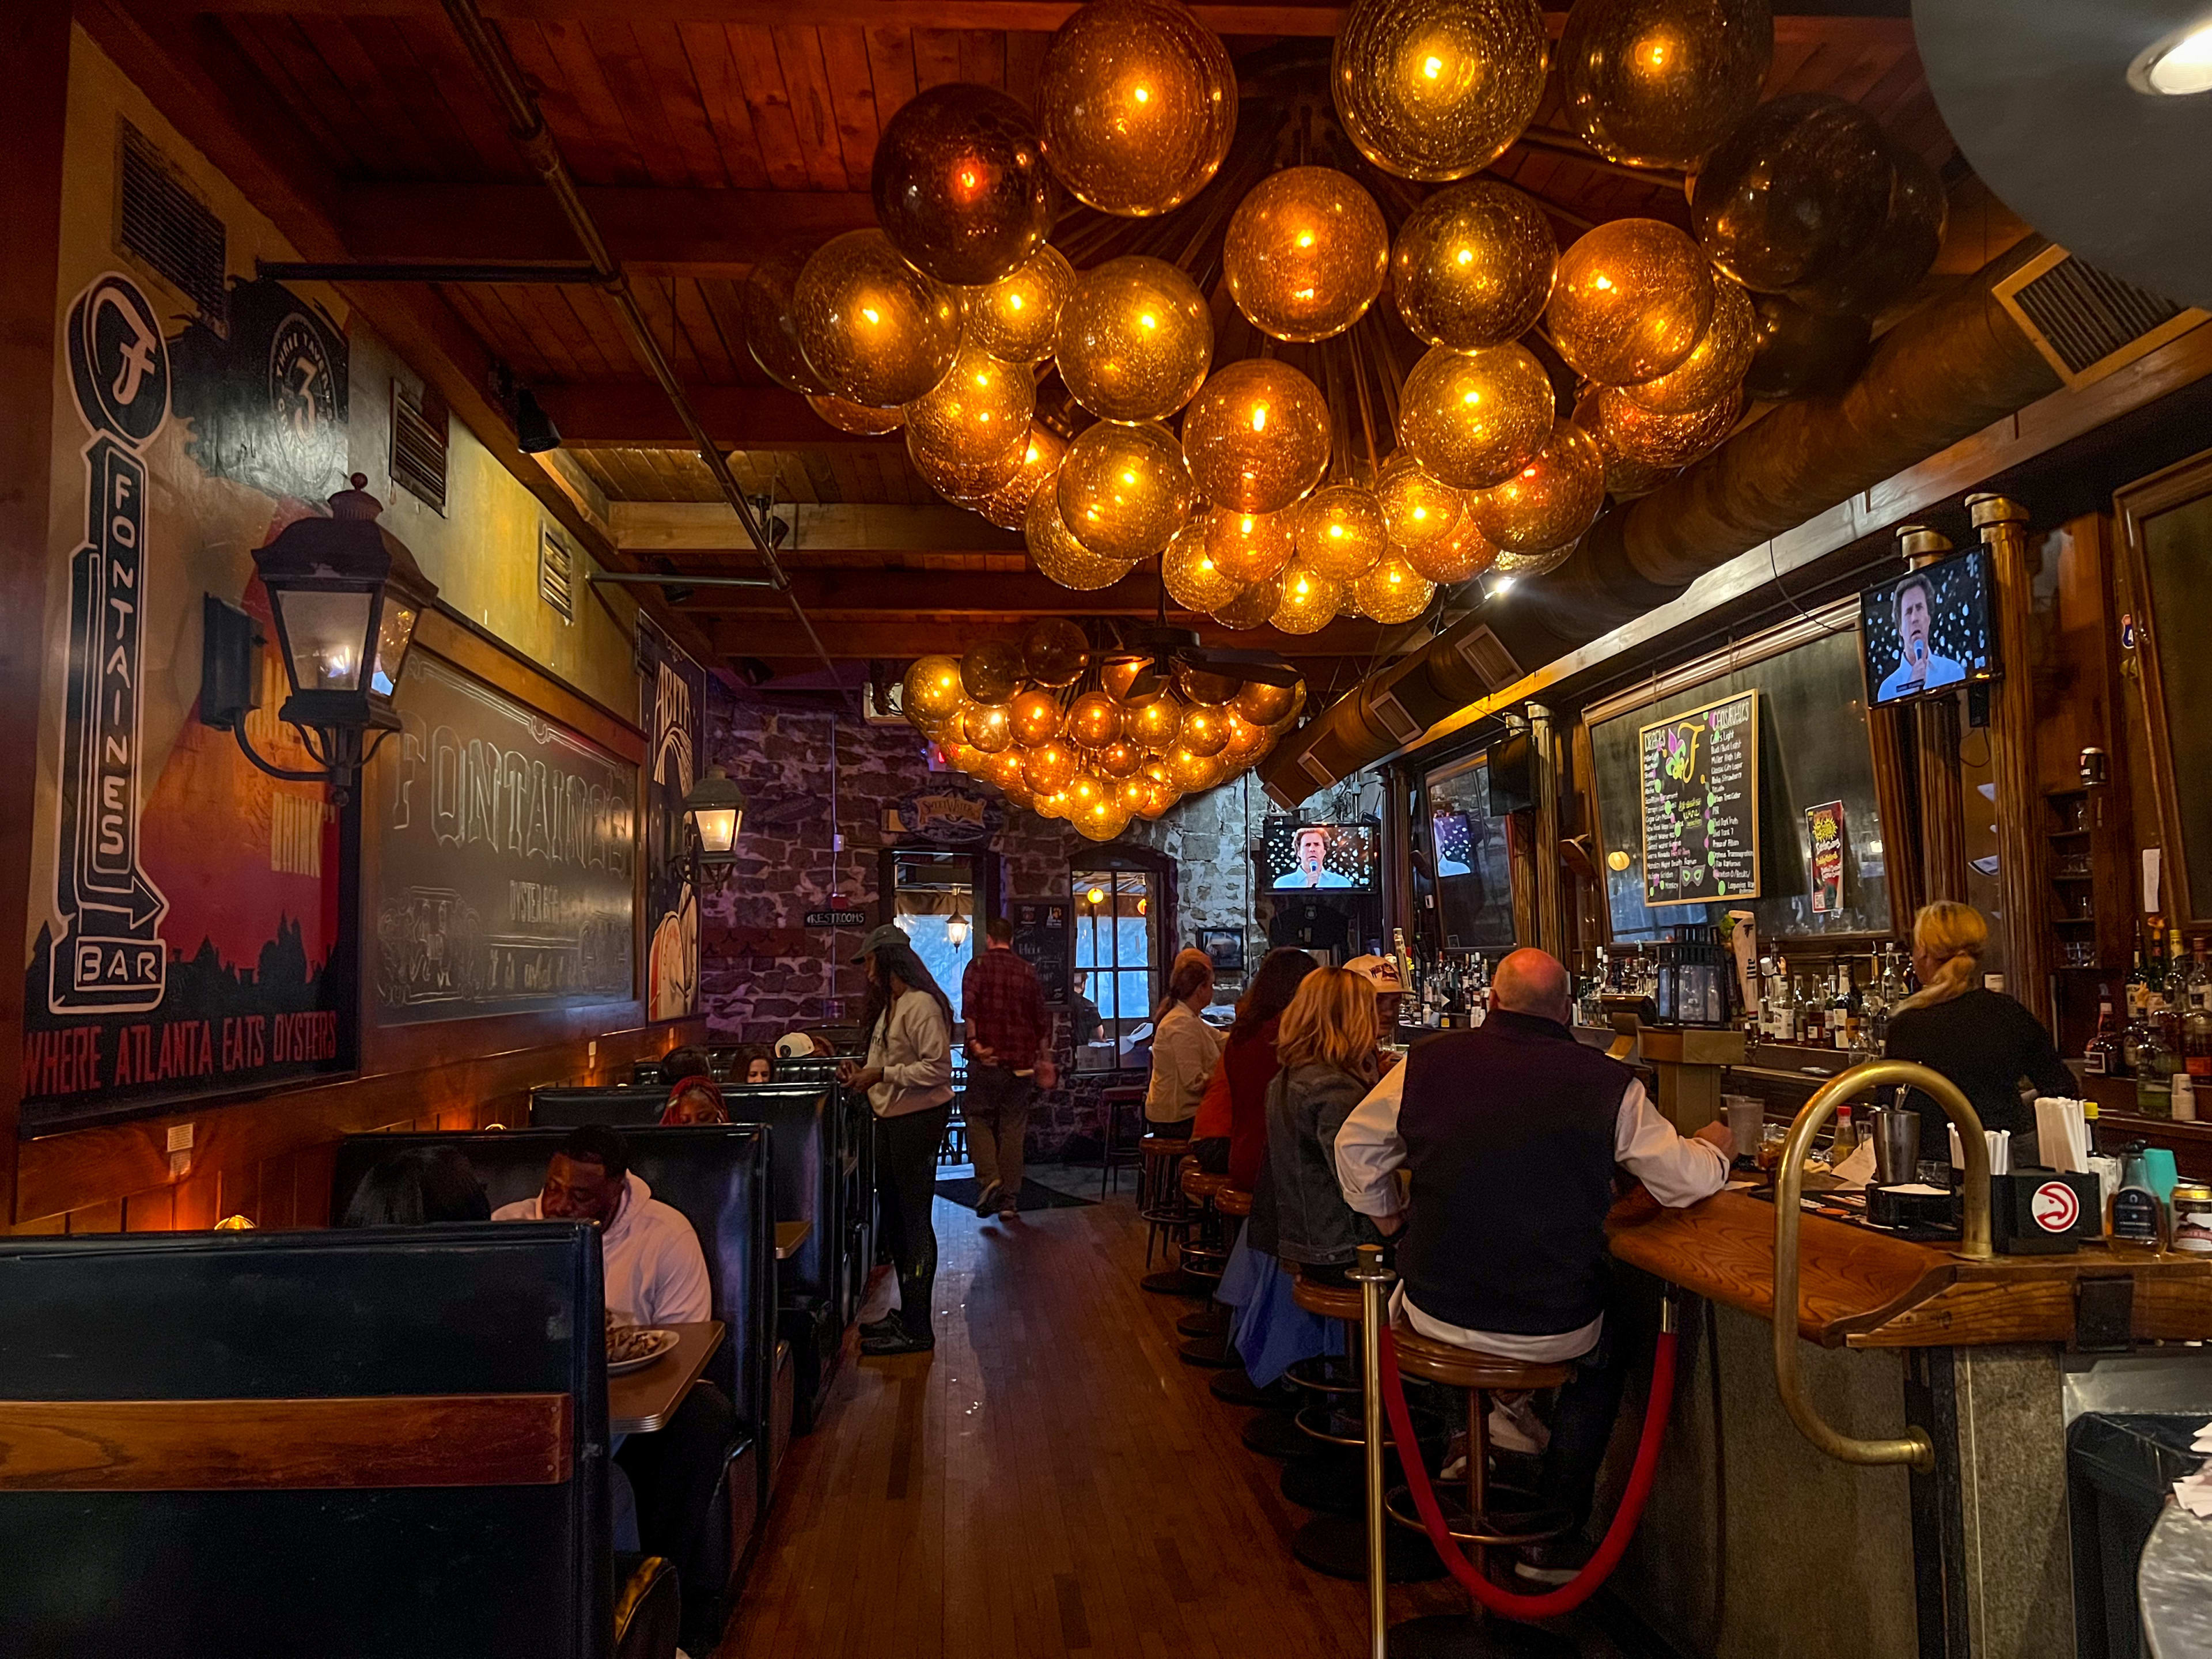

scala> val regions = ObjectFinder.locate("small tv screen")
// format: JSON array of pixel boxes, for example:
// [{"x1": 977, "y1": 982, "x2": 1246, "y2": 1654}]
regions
[
  {"x1": 1860, "y1": 548, "x2": 1998, "y2": 707},
  {"x1": 1262, "y1": 819, "x2": 1378, "y2": 893}
]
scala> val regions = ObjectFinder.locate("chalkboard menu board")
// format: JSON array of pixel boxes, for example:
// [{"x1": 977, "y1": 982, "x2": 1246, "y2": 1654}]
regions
[
  {"x1": 373, "y1": 653, "x2": 637, "y2": 1022},
  {"x1": 1638, "y1": 691, "x2": 1761, "y2": 907},
  {"x1": 1012, "y1": 899, "x2": 1071, "y2": 1009}
]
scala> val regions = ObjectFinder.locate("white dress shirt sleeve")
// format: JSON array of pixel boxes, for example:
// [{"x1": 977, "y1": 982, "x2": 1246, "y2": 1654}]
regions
[
  {"x1": 1332, "y1": 1062, "x2": 1408, "y2": 1218},
  {"x1": 1614, "y1": 1077, "x2": 1730, "y2": 1206}
]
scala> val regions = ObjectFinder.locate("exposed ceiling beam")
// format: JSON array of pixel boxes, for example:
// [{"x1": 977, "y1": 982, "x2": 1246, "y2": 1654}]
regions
[
  {"x1": 336, "y1": 182, "x2": 875, "y2": 274},
  {"x1": 540, "y1": 381, "x2": 887, "y2": 449},
  {"x1": 667, "y1": 569, "x2": 1166, "y2": 613},
  {"x1": 158, "y1": 0, "x2": 1913, "y2": 48},
  {"x1": 612, "y1": 501, "x2": 1022, "y2": 554},
  {"x1": 709, "y1": 616, "x2": 1388, "y2": 658}
]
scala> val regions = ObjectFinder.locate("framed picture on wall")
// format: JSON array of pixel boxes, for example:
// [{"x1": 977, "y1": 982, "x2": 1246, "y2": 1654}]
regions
[{"x1": 1198, "y1": 927, "x2": 1245, "y2": 980}]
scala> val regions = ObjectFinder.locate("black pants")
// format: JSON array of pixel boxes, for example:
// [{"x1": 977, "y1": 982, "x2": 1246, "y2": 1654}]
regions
[
  {"x1": 614, "y1": 1379, "x2": 736, "y2": 1639},
  {"x1": 1146, "y1": 1116, "x2": 1194, "y2": 1141},
  {"x1": 876, "y1": 1104, "x2": 953, "y2": 1340},
  {"x1": 1539, "y1": 1325, "x2": 1627, "y2": 1532}
]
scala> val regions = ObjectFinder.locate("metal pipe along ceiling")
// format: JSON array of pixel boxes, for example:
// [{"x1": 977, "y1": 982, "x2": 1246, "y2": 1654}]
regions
[
  {"x1": 437, "y1": 0, "x2": 846, "y2": 690},
  {"x1": 1260, "y1": 238, "x2": 2066, "y2": 802}
]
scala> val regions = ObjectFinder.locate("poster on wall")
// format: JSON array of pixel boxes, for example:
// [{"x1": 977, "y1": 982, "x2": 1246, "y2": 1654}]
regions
[
  {"x1": 373, "y1": 653, "x2": 636, "y2": 1022},
  {"x1": 1012, "y1": 900, "x2": 1071, "y2": 1009},
  {"x1": 638, "y1": 616, "x2": 707, "y2": 1021},
  {"x1": 1638, "y1": 691, "x2": 1761, "y2": 907},
  {"x1": 21, "y1": 271, "x2": 357, "y2": 1132},
  {"x1": 1806, "y1": 800, "x2": 1847, "y2": 914}
]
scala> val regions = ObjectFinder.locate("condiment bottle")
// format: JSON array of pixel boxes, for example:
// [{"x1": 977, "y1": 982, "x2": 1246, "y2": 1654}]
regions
[{"x1": 2111, "y1": 1147, "x2": 2164, "y2": 1244}]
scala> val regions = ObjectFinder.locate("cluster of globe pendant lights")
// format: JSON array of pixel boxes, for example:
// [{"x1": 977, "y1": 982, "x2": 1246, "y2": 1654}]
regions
[
  {"x1": 744, "y1": 0, "x2": 1944, "y2": 827},
  {"x1": 899, "y1": 619, "x2": 1305, "y2": 841}
]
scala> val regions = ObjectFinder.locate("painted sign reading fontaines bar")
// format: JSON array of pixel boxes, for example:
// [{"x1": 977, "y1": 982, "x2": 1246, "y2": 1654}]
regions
[{"x1": 373, "y1": 653, "x2": 636, "y2": 1021}]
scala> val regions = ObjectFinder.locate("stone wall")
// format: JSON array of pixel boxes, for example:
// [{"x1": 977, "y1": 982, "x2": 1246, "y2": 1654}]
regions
[{"x1": 699, "y1": 684, "x2": 1274, "y2": 1158}]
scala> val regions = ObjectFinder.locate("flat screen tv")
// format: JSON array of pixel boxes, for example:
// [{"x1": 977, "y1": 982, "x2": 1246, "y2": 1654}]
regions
[
  {"x1": 1262, "y1": 819, "x2": 1378, "y2": 893},
  {"x1": 1860, "y1": 547, "x2": 1998, "y2": 707}
]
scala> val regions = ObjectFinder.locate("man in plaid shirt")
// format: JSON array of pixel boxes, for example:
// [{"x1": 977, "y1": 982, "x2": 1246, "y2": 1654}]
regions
[{"x1": 960, "y1": 917, "x2": 1056, "y2": 1219}]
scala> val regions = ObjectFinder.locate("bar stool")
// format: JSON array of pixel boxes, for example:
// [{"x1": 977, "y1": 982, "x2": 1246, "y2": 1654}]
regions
[
  {"x1": 1285, "y1": 1270, "x2": 1445, "y2": 1584},
  {"x1": 1095, "y1": 1085, "x2": 1148, "y2": 1198},
  {"x1": 1137, "y1": 1136, "x2": 1199, "y2": 1291},
  {"x1": 1177, "y1": 1184, "x2": 1249, "y2": 1365},
  {"x1": 1382, "y1": 1315, "x2": 1577, "y2": 1657},
  {"x1": 1174, "y1": 1166, "x2": 1238, "y2": 1367}
]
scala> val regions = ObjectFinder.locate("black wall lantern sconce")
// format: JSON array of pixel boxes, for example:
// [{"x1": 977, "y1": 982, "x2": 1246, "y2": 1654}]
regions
[
  {"x1": 201, "y1": 474, "x2": 438, "y2": 804},
  {"x1": 682, "y1": 764, "x2": 747, "y2": 882}
]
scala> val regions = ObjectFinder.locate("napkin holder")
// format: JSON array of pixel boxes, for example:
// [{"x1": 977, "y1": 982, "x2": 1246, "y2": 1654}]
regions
[{"x1": 1990, "y1": 1170, "x2": 2103, "y2": 1254}]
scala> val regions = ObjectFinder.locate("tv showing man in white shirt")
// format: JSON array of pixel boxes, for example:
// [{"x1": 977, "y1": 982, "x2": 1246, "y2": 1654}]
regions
[
  {"x1": 1875, "y1": 574, "x2": 1965, "y2": 701},
  {"x1": 1277, "y1": 825, "x2": 1355, "y2": 889}
]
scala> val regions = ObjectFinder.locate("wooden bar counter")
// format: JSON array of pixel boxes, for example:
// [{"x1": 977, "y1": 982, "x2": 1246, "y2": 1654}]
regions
[{"x1": 1593, "y1": 1184, "x2": 2212, "y2": 1659}]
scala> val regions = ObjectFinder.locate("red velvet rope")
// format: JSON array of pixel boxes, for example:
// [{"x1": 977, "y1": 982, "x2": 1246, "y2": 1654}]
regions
[{"x1": 1375, "y1": 1322, "x2": 1680, "y2": 1622}]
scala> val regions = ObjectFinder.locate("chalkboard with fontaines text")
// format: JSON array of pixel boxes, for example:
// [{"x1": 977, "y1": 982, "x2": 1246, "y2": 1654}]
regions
[{"x1": 1638, "y1": 691, "x2": 1761, "y2": 907}]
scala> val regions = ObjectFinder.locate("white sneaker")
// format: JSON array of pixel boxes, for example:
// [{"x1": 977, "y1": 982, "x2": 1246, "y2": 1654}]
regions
[{"x1": 1488, "y1": 1394, "x2": 1550, "y2": 1456}]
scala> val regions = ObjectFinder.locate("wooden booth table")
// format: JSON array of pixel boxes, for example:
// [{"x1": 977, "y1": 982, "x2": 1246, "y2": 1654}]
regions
[
  {"x1": 1596, "y1": 1187, "x2": 2212, "y2": 1659},
  {"x1": 610, "y1": 1321, "x2": 724, "y2": 1437}
]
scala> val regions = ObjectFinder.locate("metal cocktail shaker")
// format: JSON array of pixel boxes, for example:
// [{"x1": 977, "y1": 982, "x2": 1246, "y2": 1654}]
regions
[{"x1": 1870, "y1": 1107, "x2": 1922, "y2": 1187}]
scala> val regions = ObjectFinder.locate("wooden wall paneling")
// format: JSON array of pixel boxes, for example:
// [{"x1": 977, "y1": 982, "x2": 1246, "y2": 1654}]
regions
[
  {"x1": 67, "y1": 1200, "x2": 124, "y2": 1236},
  {"x1": 125, "y1": 1189, "x2": 175, "y2": 1233},
  {"x1": 815, "y1": 26, "x2": 882, "y2": 185},
  {"x1": 1981, "y1": 496, "x2": 2055, "y2": 1027},
  {"x1": 1916, "y1": 696, "x2": 1967, "y2": 904},
  {"x1": 958, "y1": 29, "x2": 1006, "y2": 88},
  {"x1": 0, "y1": 0, "x2": 71, "y2": 1225},
  {"x1": 1867, "y1": 704, "x2": 1922, "y2": 932},
  {"x1": 1004, "y1": 31, "x2": 1048, "y2": 105}
]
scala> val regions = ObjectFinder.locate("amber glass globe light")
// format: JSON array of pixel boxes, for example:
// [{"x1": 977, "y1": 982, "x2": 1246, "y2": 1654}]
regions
[
  {"x1": 1469, "y1": 419, "x2": 1607, "y2": 555},
  {"x1": 1211, "y1": 574, "x2": 1284, "y2": 630},
  {"x1": 1218, "y1": 709, "x2": 1269, "y2": 764},
  {"x1": 1374, "y1": 452, "x2": 1465, "y2": 552},
  {"x1": 1028, "y1": 482, "x2": 1143, "y2": 592},
  {"x1": 1077, "y1": 794, "x2": 1133, "y2": 842},
  {"x1": 1174, "y1": 703, "x2": 1229, "y2": 757},
  {"x1": 809, "y1": 393, "x2": 904, "y2": 435},
  {"x1": 1066, "y1": 691, "x2": 1125, "y2": 749},
  {"x1": 961, "y1": 636, "x2": 1026, "y2": 704},
  {"x1": 1399, "y1": 342, "x2": 1556, "y2": 490},
  {"x1": 985, "y1": 748, "x2": 1029, "y2": 793},
  {"x1": 904, "y1": 344, "x2": 1036, "y2": 466},
  {"x1": 1097, "y1": 739, "x2": 1146, "y2": 778},
  {"x1": 1035, "y1": 0, "x2": 1237, "y2": 217},
  {"x1": 903, "y1": 654, "x2": 967, "y2": 726},
  {"x1": 1022, "y1": 617, "x2": 1091, "y2": 687},
  {"x1": 1178, "y1": 664, "x2": 1242, "y2": 706},
  {"x1": 1128, "y1": 696, "x2": 1183, "y2": 751},
  {"x1": 975, "y1": 425, "x2": 1067, "y2": 530},
  {"x1": 1558, "y1": 0, "x2": 1773, "y2": 171},
  {"x1": 1234, "y1": 680, "x2": 1298, "y2": 726},
  {"x1": 1056, "y1": 420, "x2": 1194, "y2": 562},
  {"x1": 742, "y1": 242, "x2": 830, "y2": 395},
  {"x1": 1272, "y1": 562, "x2": 1347, "y2": 634},
  {"x1": 870, "y1": 82, "x2": 1052, "y2": 286},
  {"x1": 1356, "y1": 554, "x2": 1438, "y2": 622},
  {"x1": 968, "y1": 245, "x2": 1075, "y2": 363},
  {"x1": 964, "y1": 700, "x2": 1015, "y2": 752},
  {"x1": 1136, "y1": 779, "x2": 1180, "y2": 818},
  {"x1": 1491, "y1": 542, "x2": 1578, "y2": 578},
  {"x1": 1166, "y1": 744, "x2": 1222, "y2": 791},
  {"x1": 1223, "y1": 167, "x2": 1391, "y2": 343},
  {"x1": 1024, "y1": 740, "x2": 1080, "y2": 795},
  {"x1": 1010, "y1": 687, "x2": 1065, "y2": 745},
  {"x1": 910, "y1": 422, "x2": 1029, "y2": 503},
  {"x1": 1548, "y1": 218, "x2": 1716, "y2": 387},
  {"x1": 1181, "y1": 359, "x2": 1331, "y2": 513},
  {"x1": 1296, "y1": 486, "x2": 1389, "y2": 580},
  {"x1": 1162, "y1": 519, "x2": 1248, "y2": 611},
  {"x1": 1403, "y1": 512, "x2": 1500, "y2": 584},
  {"x1": 1596, "y1": 384, "x2": 1741, "y2": 466},
  {"x1": 1206, "y1": 507, "x2": 1298, "y2": 584},
  {"x1": 1619, "y1": 274, "x2": 1756, "y2": 416},
  {"x1": 1392, "y1": 181, "x2": 1558, "y2": 351},
  {"x1": 1332, "y1": 0, "x2": 1548, "y2": 181},
  {"x1": 793, "y1": 229, "x2": 964, "y2": 408},
  {"x1": 1056, "y1": 256, "x2": 1214, "y2": 423}
]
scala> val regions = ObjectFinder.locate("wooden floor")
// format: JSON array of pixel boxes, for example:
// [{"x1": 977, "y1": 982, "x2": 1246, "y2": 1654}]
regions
[{"x1": 715, "y1": 1177, "x2": 1646, "y2": 1659}]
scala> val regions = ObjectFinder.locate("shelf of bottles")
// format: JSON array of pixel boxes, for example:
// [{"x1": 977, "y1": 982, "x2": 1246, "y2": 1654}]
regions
[{"x1": 2082, "y1": 922, "x2": 2210, "y2": 1122}]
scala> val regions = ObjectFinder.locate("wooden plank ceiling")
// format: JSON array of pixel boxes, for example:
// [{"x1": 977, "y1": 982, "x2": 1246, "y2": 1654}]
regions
[{"x1": 150, "y1": 0, "x2": 1957, "y2": 686}]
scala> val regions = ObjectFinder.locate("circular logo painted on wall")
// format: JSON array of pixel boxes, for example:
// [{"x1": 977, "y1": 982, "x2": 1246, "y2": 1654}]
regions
[
  {"x1": 2032, "y1": 1180, "x2": 2081, "y2": 1233},
  {"x1": 269, "y1": 311, "x2": 339, "y2": 479},
  {"x1": 67, "y1": 272, "x2": 171, "y2": 447}
]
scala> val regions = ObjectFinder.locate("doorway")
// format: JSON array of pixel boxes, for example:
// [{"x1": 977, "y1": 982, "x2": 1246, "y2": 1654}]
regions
[
  {"x1": 1070, "y1": 847, "x2": 1174, "y2": 1075},
  {"x1": 877, "y1": 848, "x2": 998, "y2": 1026}
]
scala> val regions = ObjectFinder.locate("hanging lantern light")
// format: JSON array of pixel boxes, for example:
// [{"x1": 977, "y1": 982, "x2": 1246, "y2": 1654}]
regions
[
  {"x1": 1206, "y1": 506, "x2": 1299, "y2": 584},
  {"x1": 1022, "y1": 617, "x2": 1092, "y2": 686},
  {"x1": 1296, "y1": 486, "x2": 1389, "y2": 581},
  {"x1": 1127, "y1": 695, "x2": 1184, "y2": 751},
  {"x1": 975, "y1": 426, "x2": 1067, "y2": 531},
  {"x1": 961, "y1": 637, "x2": 1026, "y2": 704},
  {"x1": 1222, "y1": 166, "x2": 1391, "y2": 343},
  {"x1": 964, "y1": 700, "x2": 1016, "y2": 752},
  {"x1": 682, "y1": 764, "x2": 749, "y2": 872},
  {"x1": 1469, "y1": 419, "x2": 1607, "y2": 555},
  {"x1": 1272, "y1": 562, "x2": 1346, "y2": 634},
  {"x1": 808, "y1": 393, "x2": 904, "y2": 435},
  {"x1": 1558, "y1": 0, "x2": 1774, "y2": 171},
  {"x1": 968, "y1": 245, "x2": 1077, "y2": 363},
  {"x1": 1355, "y1": 554, "x2": 1437, "y2": 622},
  {"x1": 1234, "y1": 679, "x2": 1298, "y2": 726},
  {"x1": 1010, "y1": 685, "x2": 1066, "y2": 745},
  {"x1": 793, "y1": 229, "x2": 964, "y2": 407},
  {"x1": 1374, "y1": 452, "x2": 1466, "y2": 552},
  {"x1": 1548, "y1": 218, "x2": 1715, "y2": 387},
  {"x1": 1402, "y1": 511, "x2": 1501, "y2": 584},
  {"x1": 1035, "y1": 0, "x2": 1238, "y2": 217},
  {"x1": 904, "y1": 343, "x2": 1036, "y2": 467},
  {"x1": 1181, "y1": 358, "x2": 1331, "y2": 513},
  {"x1": 1025, "y1": 483, "x2": 1142, "y2": 590},
  {"x1": 1162, "y1": 518, "x2": 1248, "y2": 611},
  {"x1": 741, "y1": 241, "x2": 831, "y2": 396},
  {"x1": 1332, "y1": 0, "x2": 1548, "y2": 181},
  {"x1": 1056, "y1": 255, "x2": 1215, "y2": 422},
  {"x1": 870, "y1": 82, "x2": 1052, "y2": 286},
  {"x1": 1399, "y1": 342, "x2": 1555, "y2": 490},
  {"x1": 1211, "y1": 575, "x2": 1284, "y2": 630},
  {"x1": 1690, "y1": 93, "x2": 1894, "y2": 293},
  {"x1": 1178, "y1": 703, "x2": 1232, "y2": 757},
  {"x1": 1024, "y1": 739, "x2": 1080, "y2": 795},
  {"x1": 1619, "y1": 274, "x2": 1756, "y2": 415},
  {"x1": 1391, "y1": 180, "x2": 1558, "y2": 351},
  {"x1": 1594, "y1": 384, "x2": 1742, "y2": 467},
  {"x1": 1056, "y1": 419, "x2": 1194, "y2": 562},
  {"x1": 1067, "y1": 690, "x2": 1125, "y2": 748}
]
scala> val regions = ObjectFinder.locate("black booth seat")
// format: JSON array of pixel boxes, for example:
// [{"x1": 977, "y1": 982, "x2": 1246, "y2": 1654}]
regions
[{"x1": 0, "y1": 1224, "x2": 675, "y2": 1659}]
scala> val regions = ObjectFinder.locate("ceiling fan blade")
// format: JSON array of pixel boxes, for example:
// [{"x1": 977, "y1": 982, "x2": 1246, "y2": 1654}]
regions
[
  {"x1": 1124, "y1": 661, "x2": 1167, "y2": 700},
  {"x1": 1182, "y1": 646, "x2": 1302, "y2": 688}
]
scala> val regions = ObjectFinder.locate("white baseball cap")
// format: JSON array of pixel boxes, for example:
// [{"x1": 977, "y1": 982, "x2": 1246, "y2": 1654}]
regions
[{"x1": 1344, "y1": 954, "x2": 1406, "y2": 993}]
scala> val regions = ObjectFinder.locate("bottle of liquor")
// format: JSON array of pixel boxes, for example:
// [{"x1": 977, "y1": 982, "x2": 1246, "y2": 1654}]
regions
[
  {"x1": 1828, "y1": 964, "x2": 1854, "y2": 1049},
  {"x1": 1767, "y1": 969, "x2": 1794, "y2": 1046},
  {"x1": 2187, "y1": 982, "x2": 2212, "y2": 1090},
  {"x1": 1861, "y1": 953, "x2": 1891, "y2": 1051},
  {"x1": 2086, "y1": 986, "x2": 2128, "y2": 1078},
  {"x1": 1797, "y1": 974, "x2": 1821, "y2": 1046},
  {"x1": 2126, "y1": 946, "x2": 2150, "y2": 1024},
  {"x1": 2187, "y1": 938, "x2": 2212, "y2": 1014}
]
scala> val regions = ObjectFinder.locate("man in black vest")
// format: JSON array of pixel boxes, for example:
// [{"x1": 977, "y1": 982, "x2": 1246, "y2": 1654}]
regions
[{"x1": 1334, "y1": 947, "x2": 1732, "y2": 1582}]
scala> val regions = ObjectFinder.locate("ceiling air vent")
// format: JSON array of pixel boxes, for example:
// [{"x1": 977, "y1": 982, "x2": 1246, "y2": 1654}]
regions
[
  {"x1": 539, "y1": 525, "x2": 575, "y2": 623},
  {"x1": 391, "y1": 384, "x2": 449, "y2": 514},
  {"x1": 1994, "y1": 245, "x2": 2206, "y2": 391},
  {"x1": 116, "y1": 120, "x2": 228, "y2": 329}
]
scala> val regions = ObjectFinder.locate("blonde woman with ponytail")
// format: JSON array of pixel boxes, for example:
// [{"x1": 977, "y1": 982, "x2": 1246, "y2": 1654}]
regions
[{"x1": 1884, "y1": 901, "x2": 2074, "y2": 1154}]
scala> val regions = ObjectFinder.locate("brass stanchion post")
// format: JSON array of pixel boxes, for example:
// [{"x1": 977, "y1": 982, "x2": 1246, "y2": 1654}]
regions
[{"x1": 1351, "y1": 1241, "x2": 1395, "y2": 1659}]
